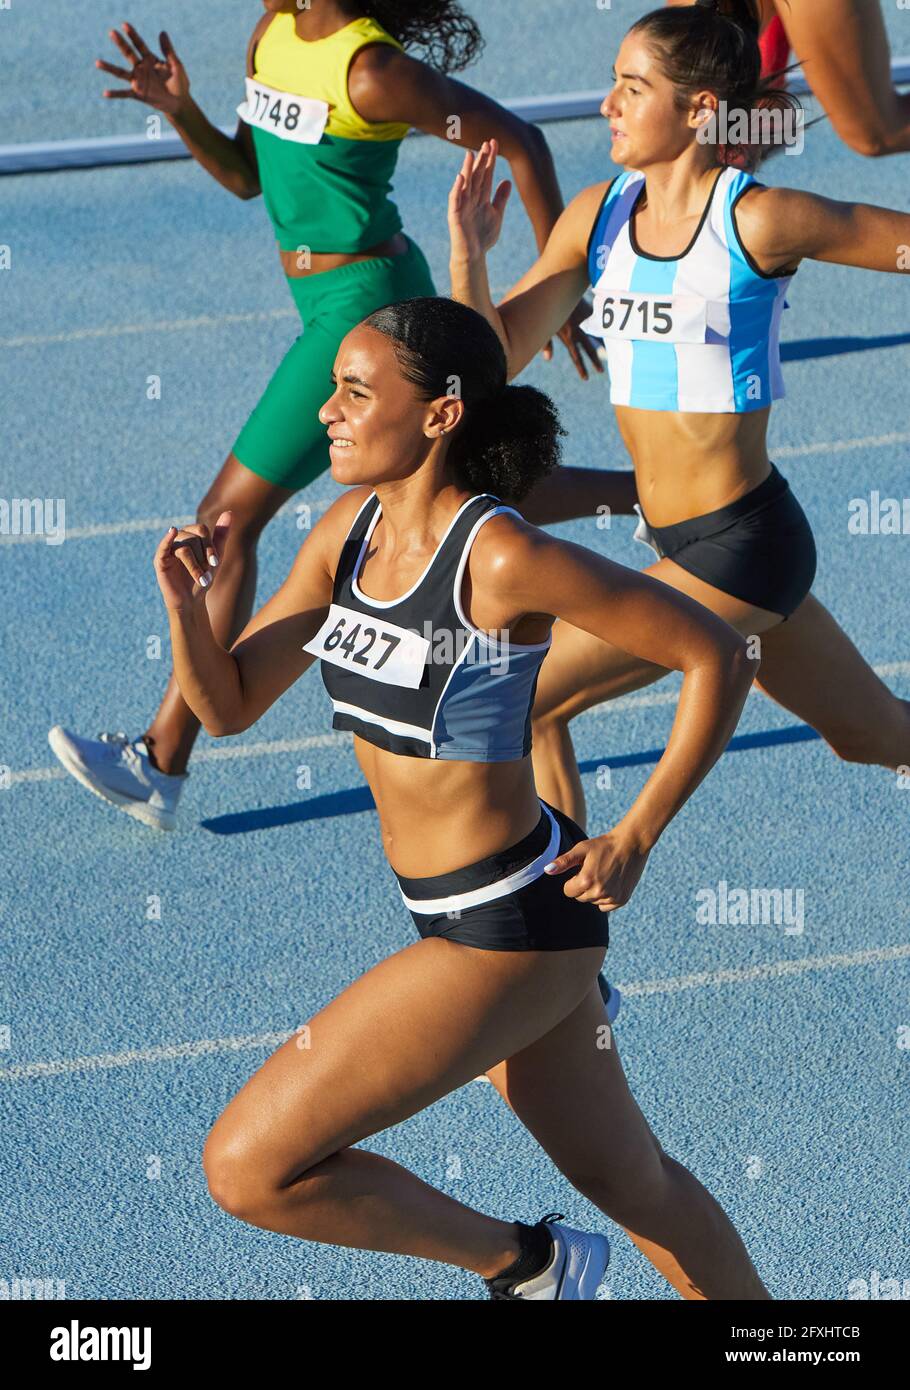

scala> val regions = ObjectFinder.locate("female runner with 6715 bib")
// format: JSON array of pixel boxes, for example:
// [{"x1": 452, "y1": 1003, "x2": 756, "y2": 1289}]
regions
[{"x1": 449, "y1": 0, "x2": 910, "y2": 828}]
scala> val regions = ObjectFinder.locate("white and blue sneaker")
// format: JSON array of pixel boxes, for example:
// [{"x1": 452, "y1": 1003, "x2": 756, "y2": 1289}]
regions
[
  {"x1": 485, "y1": 1213, "x2": 610, "y2": 1300},
  {"x1": 48, "y1": 727, "x2": 186, "y2": 831}
]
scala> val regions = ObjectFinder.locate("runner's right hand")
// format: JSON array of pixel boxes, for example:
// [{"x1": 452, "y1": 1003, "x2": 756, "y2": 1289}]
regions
[
  {"x1": 154, "y1": 514, "x2": 231, "y2": 613},
  {"x1": 96, "y1": 23, "x2": 189, "y2": 116},
  {"x1": 448, "y1": 139, "x2": 512, "y2": 262}
]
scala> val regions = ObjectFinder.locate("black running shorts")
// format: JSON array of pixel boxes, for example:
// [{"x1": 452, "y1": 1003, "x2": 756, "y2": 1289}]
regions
[
  {"x1": 633, "y1": 464, "x2": 817, "y2": 618},
  {"x1": 396, "y1": 800, "x2": 611, "y2": 952}
]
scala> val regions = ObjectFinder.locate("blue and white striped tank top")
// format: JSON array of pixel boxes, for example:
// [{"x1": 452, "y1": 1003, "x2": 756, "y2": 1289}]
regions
[
  {"x1": 303, "y1": 491, "x2": 552, "y2": 761},
  {"x1": 580, "y1": 166, "x2": 793, "y2": 414}
]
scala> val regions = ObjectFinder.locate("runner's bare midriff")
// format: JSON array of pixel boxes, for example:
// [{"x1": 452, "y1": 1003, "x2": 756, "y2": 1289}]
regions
[
  {"x1": 280, "y1": 231, "x2": 409, "y2": 277},
  {"x1": 616, "y1": 403, "x2": 775, "y2": 528},
  {"x1": 354, "y1": 738, "x2": 545, "y2": 879}
]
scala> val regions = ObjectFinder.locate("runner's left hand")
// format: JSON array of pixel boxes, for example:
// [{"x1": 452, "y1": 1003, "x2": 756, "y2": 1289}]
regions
[
  {"x1": 541, "y1": 299, "x2": 605, "y2": 381},
  {"x1": 544, "y1": 829, "x2": 650, "y2": 912}
]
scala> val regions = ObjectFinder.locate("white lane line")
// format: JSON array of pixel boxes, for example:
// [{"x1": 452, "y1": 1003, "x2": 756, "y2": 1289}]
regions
[
  {"x1": 0, "y1": 308, "x2": 297, "y2": 350},
  {"x1": 597, "y1": 663, "x2": 905, "y2": 711},
  {"x1": 9, "y1": 732, "x2": 353, "y2": 785},
  {"x1": 0, "y1": 292, "x2": 509, "y2": 351},
  {"x1": 3, "y1": 316, "x2": 909, "y2": 359},
  {"x1": 0, "y1": 515, "x2": 194, "y2": 544},
  {"x1": 8, "y1": 661, "x2": 909, "y2": 787},
  {"x1": 192, "y1": 733, "x2": 352, "y2": 759},
  {"x1": 3, "y1": 429, "x2": 909, "y2": 547},
  {"x1": 0, "y1": 1033, "x2": 295, "y2": 1082},
  {"x1": 620, "y1": 944, "x2": 910, "y2": 999},
  {"x1": 2, "y1": 943, "x2": 906, "y2": 1083},
  {"x1": 776, "y1": 431, "x2": 910, "y2": 458},
  {"x1": 0, "y1": 498, "x2": 333, "y2": 545}
]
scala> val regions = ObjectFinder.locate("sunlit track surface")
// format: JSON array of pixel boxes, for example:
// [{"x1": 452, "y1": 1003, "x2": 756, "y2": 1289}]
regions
[{"x1": 1, "y1": 0, "x2": 908, "y2": 1302}]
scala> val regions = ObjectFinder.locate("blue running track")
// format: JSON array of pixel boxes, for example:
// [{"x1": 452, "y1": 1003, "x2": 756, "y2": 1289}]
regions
[{"x1": 1, "y1": 1, "x2": 908, "y2": 1300}]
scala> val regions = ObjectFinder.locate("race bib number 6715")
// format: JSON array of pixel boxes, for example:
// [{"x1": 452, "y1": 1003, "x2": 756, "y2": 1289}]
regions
[
  {"x1": 304, "y1": 605, "x2": 430, "y2": 689},
  {"x1": 581, "y1": 288, "x2": 708, "y2": 344}
]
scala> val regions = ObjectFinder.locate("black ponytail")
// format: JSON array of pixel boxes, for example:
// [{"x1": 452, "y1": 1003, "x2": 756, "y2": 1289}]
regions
[
  {"x1": 361, "y1": 297, "x2": 566, "y2": 501},
  {"x1": 448, "y1": 382, "x2": 566, "y2": 501},
  {"x1": 632, "y1": 0, "x2": 802, "y2": 168},
  {"x1": 692, "y1": 0, "x2": 760, "y2": 35},
  {"x1": 346, "y1": 1, "x2": 484, "y2": 74}
]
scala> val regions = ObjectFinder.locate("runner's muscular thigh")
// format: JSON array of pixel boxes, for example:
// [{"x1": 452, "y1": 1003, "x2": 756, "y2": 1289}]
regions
[{"x1": 205, "y1": 937, "x2": 606, "y2": 1193}]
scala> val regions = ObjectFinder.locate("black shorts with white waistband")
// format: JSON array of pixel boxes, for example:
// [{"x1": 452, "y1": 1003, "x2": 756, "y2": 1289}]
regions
[
  {"x1": 633, "y1": 464, "x2": 817, "y2": 619},
  {"x1": 395, "y1": 800, "x2": 610, "y2": 952}
]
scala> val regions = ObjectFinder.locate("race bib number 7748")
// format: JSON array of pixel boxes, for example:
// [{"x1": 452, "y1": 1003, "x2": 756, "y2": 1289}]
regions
[{"x1": 304, "y1": 605, "x2": 430, "y2": 690}]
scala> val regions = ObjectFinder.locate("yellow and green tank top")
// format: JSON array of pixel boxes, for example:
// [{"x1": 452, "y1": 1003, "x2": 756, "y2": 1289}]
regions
[{"x1": 238, "y1": 14, "x2": 411, "y2": 254}]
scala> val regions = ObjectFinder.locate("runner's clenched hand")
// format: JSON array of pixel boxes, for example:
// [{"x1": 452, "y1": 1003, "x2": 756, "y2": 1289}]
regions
[
  {"x1": 544, "y1": 829, "x2": 650, "y2": 913},
  {"x1": 154, "y1": 513, "x2": 231, "y2": 612}
]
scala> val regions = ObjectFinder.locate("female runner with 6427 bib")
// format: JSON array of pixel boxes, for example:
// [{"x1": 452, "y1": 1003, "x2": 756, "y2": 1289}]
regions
[
  {"x1": 449, "y1": 0, "x2": 910, "y2": 829},
  {"x1": 155, "y1": 295, "x2": 769, "y2": 1300}
]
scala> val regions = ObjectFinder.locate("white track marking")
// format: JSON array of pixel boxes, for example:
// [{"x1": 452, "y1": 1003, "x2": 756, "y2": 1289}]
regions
[
  {"x1": 776, "y1": 431, "x2": 910, "y2": 458},
  {"x1": 9, "y1": 662, "x2": 909, "y2": 786},
  {"x1": 2, "y1": 943, "x2": 906, "y2": 1083},
  {"x1": 587, "y1": 661, "x2": 910, "y2": 711},
  {"x1": 0, "y1": 1033, "x2": 295, "y2": 1082},
  {"x1": 192, "y1": 733, "x2": 352, "y2": 759},
  {"x1": 2, "y1": 432, "x2": 908, "y2": 547},
  {"x1": 9, "y1": 732, "x2": 353, "y2": 785},
  {"x1": 0, "y1": 309, "x2": 297, "y2": 350},
  {"x1": 0, "y1": 294, "x2": 507, "y2": 351},
  {"x1": 0, "y1": 498, "x2": 333, "y2": 545},
  {"x1": 1, "y1": 515, "x2": 194, "y2": 544},
  {"x1": 620, "y1": 944, "x2": 910, "y2": 999}
]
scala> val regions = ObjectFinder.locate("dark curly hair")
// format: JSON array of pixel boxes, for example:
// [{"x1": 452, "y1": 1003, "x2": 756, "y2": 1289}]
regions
[
  {"x1": 340, "y1": 0, "x2": 484, "y2": 73},
  {"x1": 361, "y1": 297, "x2": 566, "y2": 501},
  {"x1": 631, "y1": 0, "x2": 803, "y2": 169}
]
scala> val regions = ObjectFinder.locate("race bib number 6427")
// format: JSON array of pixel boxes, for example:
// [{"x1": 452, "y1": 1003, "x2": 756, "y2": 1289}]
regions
[{"x1": 303, "y1": 605, "x2": 430, "y2": 689}]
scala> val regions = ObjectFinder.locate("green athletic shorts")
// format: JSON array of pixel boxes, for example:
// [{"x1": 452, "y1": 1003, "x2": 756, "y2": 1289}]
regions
[{"x1": 233, "y1": 233, "x2": 437, "y2": 493}]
